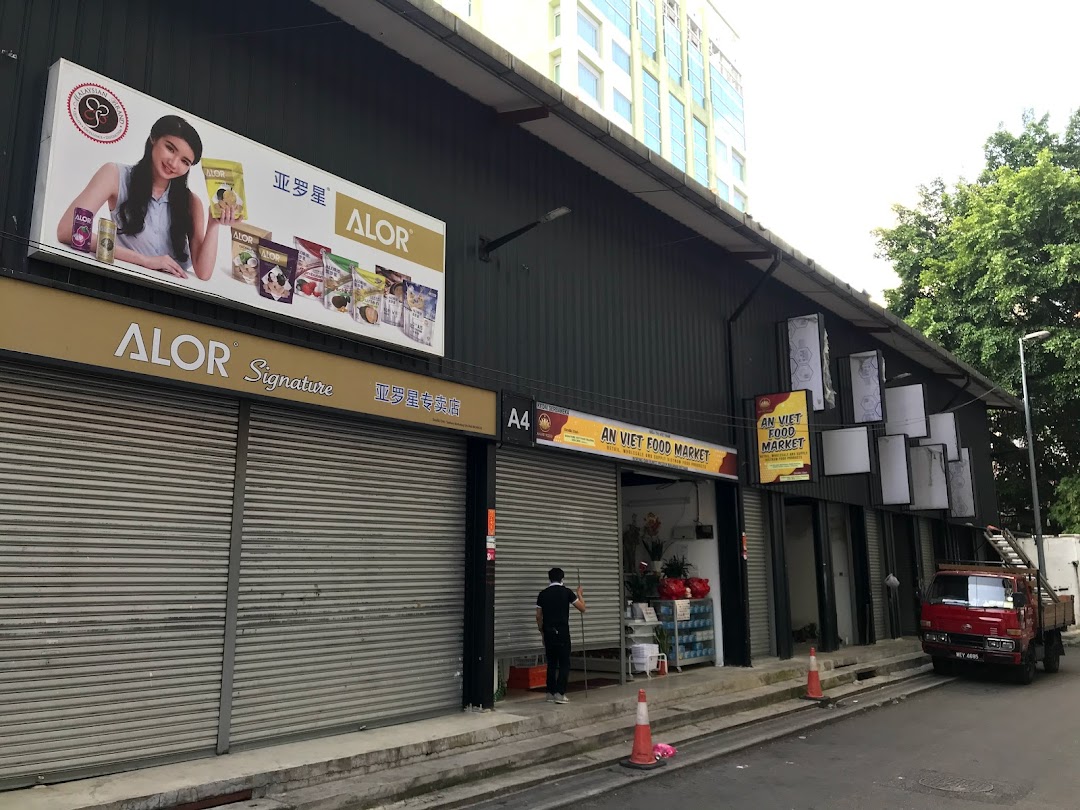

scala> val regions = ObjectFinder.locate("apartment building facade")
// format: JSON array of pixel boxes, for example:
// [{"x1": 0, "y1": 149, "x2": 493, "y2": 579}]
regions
[{"x1": 437, "y1": 0, "x2": 749, "y2": 209}]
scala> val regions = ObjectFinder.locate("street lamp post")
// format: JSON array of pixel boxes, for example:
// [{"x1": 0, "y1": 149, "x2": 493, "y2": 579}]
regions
[{"x1": 1020, "y1": 330, "x2": 1051, "y2": 588}]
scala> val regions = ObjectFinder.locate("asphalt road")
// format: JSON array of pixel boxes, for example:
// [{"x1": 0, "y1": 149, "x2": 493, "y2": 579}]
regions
[{"x1": 572, "y1": 664, "x2": 1080, "y2": 809}]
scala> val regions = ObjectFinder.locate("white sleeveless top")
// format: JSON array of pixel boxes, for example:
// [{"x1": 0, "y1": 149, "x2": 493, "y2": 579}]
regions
[{"x1": 111, "y1": 163, "x2": 192, "y2": 270}]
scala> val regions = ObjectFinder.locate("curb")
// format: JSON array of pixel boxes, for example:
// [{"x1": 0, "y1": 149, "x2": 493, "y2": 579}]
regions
[
  {"x1": 381, "y1": 667, "x2": 948, "y2": 810},
  {"x1": 281, "y1": 654, "x2": 930, "y2": 810}
]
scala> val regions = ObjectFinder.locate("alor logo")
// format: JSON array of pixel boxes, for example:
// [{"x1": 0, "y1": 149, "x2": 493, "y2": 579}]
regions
[
  {"x1": 114, "y1": 322, "x2": 231, "y2": 376},
  {"x1": 345, "y1": 208, "x2": 411, "y2": 252}
]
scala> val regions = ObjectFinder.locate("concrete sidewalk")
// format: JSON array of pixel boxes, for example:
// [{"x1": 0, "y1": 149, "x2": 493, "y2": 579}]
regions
[{"x1": 2, "y1": 640, "x2": 924, "y2": 810}]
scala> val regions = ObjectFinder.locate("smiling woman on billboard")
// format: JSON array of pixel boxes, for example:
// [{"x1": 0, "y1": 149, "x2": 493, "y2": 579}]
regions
[{"x1": 55, "y1": 115, "x2": 237, "y2": 281}]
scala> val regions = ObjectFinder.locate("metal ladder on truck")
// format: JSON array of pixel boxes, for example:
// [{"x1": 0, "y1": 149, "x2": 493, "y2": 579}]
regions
[{"x1": 984, "y1": 525, "x2": 1059, "y2": 606}]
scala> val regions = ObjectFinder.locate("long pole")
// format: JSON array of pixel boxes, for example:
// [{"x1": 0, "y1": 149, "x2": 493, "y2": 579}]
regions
[
  {"x1": 1020, "y1": 337, "x2": 1047, "y2": 624},
  {"x1": 578, "y1": 567, "x2": 588, "y2": 700}
]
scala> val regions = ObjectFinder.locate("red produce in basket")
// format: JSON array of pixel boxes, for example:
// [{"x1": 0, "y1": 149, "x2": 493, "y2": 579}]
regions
[
  {"x1": 658, "y1": 578, "x2": 685, "y2": 600},
  {"x1": 687, "y1": 577, "x2": 711, "y2": 598}
]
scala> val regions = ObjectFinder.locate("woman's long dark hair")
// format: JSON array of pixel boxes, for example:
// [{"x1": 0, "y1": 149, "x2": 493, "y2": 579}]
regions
[{"x1": 117, "y1": 115, "x2": 203, "y2": 263}]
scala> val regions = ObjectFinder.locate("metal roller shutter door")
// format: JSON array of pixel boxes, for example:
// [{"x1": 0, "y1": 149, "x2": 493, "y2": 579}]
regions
[
  {"x1": 230, "y1": 403, "x2": 466, "y2": 746},
  {"x1": 864, "y1": 508, "x2": 886, "y2": 642},
  {"x1": 0, "y1": 361, "x2": 237, "y2": 788},
  {"x1": 744, "y1": 488, "x2": 772, "y2": 659},
  {"x1": 494, "y1": 447, "x2": 620, "y2": 656},
  {"x1": 918, "y1": 517, "x2": 936, "y2": 587}
]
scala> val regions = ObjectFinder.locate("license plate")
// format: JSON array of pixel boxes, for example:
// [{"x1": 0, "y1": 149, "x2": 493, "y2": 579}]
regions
[{"x1": 954, "y1": 651, "x2": 981, "y2": 661}]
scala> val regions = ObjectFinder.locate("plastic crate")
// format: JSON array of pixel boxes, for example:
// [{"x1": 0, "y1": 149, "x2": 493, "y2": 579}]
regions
[{"x1": 508, "y1": 664, "x2": 546, "y2": 690}]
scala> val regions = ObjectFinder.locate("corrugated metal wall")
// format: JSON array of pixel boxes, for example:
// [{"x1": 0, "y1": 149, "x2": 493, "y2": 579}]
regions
[
  {"x1": 0, "y1": 1, "x2": 1000, "y2": 523},
  {"x1": 493, "y1": 447, "x2": 621, "y2": 656},
  {"x1": 730, "y1": 275, "x2": 998, "y2": 523},
  {"x1": 231, "y1": 403, "x2": 466, "y2": 747},
  {"x1": 744, "y1": 488, "x2": 773, "y2": 658},
  {"x1": 864, "y1": 508, "x2": 886, "y2": 641},
  {"x1": 0, "y1": 361, "x2": 236, "y2": 787},
  {"x1": 0, "y1": 0, "x2": 739, "y2": 451}
]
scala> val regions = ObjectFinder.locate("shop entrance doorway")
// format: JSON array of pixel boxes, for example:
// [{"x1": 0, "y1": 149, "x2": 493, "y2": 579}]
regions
[
  {"x1": 890, "y1": 514, "x2": 921, "y2": 635},
  {"x1": 621, "y1": 470, "x2": 731, "y2": 670},
  {"x1": 827, "y1": 504, "x2": 858, "y2": 647},
  {"x1": 783, "y1": 503, "x2": 820, "y2": 647}
]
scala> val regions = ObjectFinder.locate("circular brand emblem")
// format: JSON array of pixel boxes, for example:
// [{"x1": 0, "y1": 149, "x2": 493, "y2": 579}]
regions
[
  {"x1": 67, "y1": 83, "x2": 128, "y2": 144},
  {"x1": 759, "y1": 398, "x2": 771, "y2": 410},
  {"x1": 538, "y1": 413, "x2": 552, "y2": 433}
]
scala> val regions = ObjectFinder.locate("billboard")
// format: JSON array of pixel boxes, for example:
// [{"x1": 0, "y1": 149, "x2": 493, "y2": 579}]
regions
[
  {"x1": 29, "y1": 60, "x2": 447, "y2": 356},
  {"x1": 754, "y1": 390, "x2": 812, "y2": 484}
]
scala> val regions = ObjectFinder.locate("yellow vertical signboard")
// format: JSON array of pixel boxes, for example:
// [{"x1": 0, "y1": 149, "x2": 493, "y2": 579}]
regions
[{"x1": 755, "y1": 390, "x2": 812, "y2": 484}]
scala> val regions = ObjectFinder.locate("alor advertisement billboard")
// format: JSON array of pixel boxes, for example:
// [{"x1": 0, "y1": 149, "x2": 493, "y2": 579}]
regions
[{"x1": 29, "y1": 60, "x2": 447, "y2": 357}]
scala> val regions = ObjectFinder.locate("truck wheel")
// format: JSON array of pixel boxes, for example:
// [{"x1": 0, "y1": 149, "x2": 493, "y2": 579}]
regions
[
  {"x1": 1044, "y1": 633, "x2": 1062, "y2": 673},
  {"x1": 932, "y1": 657, "x2": 954, "y2": 676},
  {"x1": 1015, "y1": 646, "x2": 1037, "y2": 685}
]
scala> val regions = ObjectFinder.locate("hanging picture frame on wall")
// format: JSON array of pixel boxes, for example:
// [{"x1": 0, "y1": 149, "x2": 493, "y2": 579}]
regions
[
  {"x1": 876, "y1": 434, "x2": 913, "y2": 506},
  {"x1": 779, "y1": 313, "x2": 836, "y2": 412},
  {"x1": 840, "y1": 349, "x2": 886, "y2": 424}
]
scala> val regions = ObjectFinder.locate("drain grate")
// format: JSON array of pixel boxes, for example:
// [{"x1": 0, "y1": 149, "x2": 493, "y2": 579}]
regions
[{"x1": 918, "y1": 774, "x2": 995, "y2": 794}]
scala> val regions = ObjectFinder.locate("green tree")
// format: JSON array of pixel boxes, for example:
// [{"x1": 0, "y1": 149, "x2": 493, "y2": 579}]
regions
[{"x1": 876, "y1": 111, "x2": 1080, "y2": 534}]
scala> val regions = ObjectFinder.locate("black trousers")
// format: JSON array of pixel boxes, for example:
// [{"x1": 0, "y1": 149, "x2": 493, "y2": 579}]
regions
[{"x1": 543, "y1": 625, "x2": 572, "y2": 695}]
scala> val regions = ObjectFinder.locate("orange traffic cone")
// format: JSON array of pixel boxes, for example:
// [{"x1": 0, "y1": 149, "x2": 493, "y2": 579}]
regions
[
  {"x1": 804, "y1": 646, "x2": 825, "y2": 700},
  {"x1": 620, "y1": 689, "x2": 666, "y2": 770}
]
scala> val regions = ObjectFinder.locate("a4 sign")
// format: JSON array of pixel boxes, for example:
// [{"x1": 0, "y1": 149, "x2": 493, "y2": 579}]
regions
[{"x1": 500, "y1": 392, "x2": 535, "y2": 446}]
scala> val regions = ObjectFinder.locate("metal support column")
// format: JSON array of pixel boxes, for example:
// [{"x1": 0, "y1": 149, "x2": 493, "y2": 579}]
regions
[{"x1": 463, "y1": 438, "x2": 496, "y2": 709}]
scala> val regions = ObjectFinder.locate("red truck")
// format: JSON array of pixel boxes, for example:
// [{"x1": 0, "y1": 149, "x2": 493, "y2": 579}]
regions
[{"x1": 920, "y1": 529, "x2": 1075, "y2": 684}]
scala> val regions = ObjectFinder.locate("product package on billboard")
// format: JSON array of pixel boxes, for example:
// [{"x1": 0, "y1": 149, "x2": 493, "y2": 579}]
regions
[
  {"x1": 322, "y1": 253, "x2": 355, "y2": 315},
  {"x1": 404, "y1": 281, "x2": 438, "y2": 346},
  {"x1": 352, "y1": 268, "x2": 387, "y2": 325},
  {"x1": 294, "y1": 237, "x2": 329, "y2": 299},
  {"x1": 376, "y1": 266, "x2": 411, "y2": 326},
  {"x1": 96, "y1": 218, "x2": 116, "y2": 264},
  {"x1": 202, "y1": 159, "x2": 247, "y2": 220},
  {"x1": 256, "y1": 240, "x2": 298, "y2": 304},
  {"x1": 70, "y1": 208, "x2": 94, "y2": 252},
  {"x1": 231, "y1": 224, "x2": 271, "y2": 284}
]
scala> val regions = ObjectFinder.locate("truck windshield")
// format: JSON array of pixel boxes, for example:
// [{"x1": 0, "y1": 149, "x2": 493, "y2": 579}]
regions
[{"x1": 927, "y1": 575, "x2": 1016, "y2": 609}]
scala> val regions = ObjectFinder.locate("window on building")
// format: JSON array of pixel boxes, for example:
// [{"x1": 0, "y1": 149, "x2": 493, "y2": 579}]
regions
[
  {"x1": 553, "y1": 7, "x2": 561, "y2": 37},
  {"x1": 579, "y1": 60, "x2": 601, "y2": 102},
  {"x1": 612, "y1": 41, "x2": 632, "y2": 74},
  {"x1": 714, "y1": 136, "x2": 727, "y2": 162},
  {"x1": 598, "y1": 0, "x2": 632, "y2": 38},
  {"x1": 733, "y1": 189, "x2": 747, "y2": 211},
  {"x1": 552, "y1": 56, "x2": 561, "y2": 84},
  {"x1": 692, "y1": 117, "x2": 708, "y2": 186},
  {"x1": 642, "y1": 70, "x2": 662, "y2": 152},
  {"x1": 579, "y1": 9, "x2": 601, "y2": 51},
  {"x1": 638, "y1": 0, "x2": 657, "y2": 60},
  {"x1": 669, "y1": 93, "x2": 686, "y2": 171},
  {"x1": 709, "y1": 64, "x2": 745, "y2": 145},
  {"x1": 732, "y1": 151, "x2": 746, "y2": 182},
  {"x1": 687, "y1": 26, "x2": 705, "y2": 108},
  {"x1": 663, "y1": 15, "x2": 682, "y2": 84},
  {"x1": 716, "y1": 178, "x2": 729, "y2": 201},
  {"x1": 614, "y1": 89, "x2": 633, "y2": 122}
]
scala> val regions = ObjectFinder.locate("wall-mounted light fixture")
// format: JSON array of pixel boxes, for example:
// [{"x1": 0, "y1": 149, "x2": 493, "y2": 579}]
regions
[{"x1": 478, "y1": 206, "x2": 571, "y2": 262}]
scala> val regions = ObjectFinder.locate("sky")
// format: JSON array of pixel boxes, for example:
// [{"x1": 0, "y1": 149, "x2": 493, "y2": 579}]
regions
[{"x1": 727, "y1": 1, "x2": 1080, "y2": 304}]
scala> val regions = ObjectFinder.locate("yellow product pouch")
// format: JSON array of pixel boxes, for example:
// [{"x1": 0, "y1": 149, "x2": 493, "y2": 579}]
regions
[
  {"x1": 202, "y1": 158, "x2": 247, "y2": 220},
  {"x1": 352, "y1": 268, "x2": 387, "y2": 325}
]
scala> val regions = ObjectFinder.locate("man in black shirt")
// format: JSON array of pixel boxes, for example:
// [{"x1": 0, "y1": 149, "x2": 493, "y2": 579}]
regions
[{"x1": 536, "y1": 567, "x2": 586, "y2": 704}]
